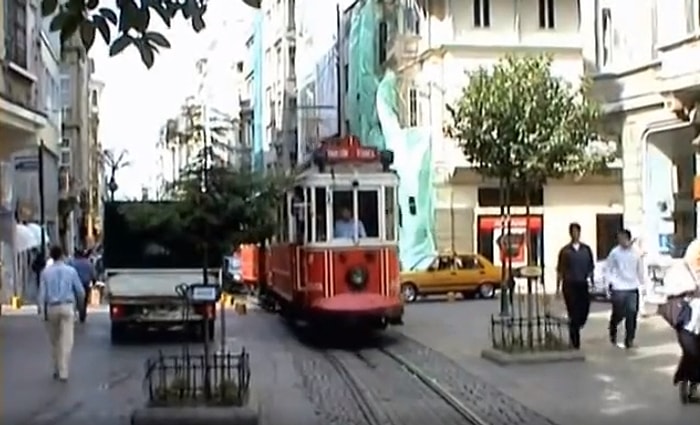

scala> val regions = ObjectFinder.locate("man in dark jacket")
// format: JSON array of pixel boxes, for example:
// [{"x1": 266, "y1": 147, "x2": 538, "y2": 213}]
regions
[
  {"x1": 68, "y1": 249, "x2": 96, "y2": 323},
  {"x1": 556, "y1": 222, "x2": 595, "y2": 349}
]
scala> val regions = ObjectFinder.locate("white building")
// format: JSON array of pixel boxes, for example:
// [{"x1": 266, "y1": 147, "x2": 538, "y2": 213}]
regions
[
  {"x1": 155, "y1": 3, "x2": 253, "y2": 195},
  {"x1": 295, "y1": 0, "x2": 622, "y2": 285},
  {"x1": 260, "y1": 0, "x2": 297, "y2": 170},
  {"x1": 589, "y1": 0, "x2": 700, "y2": 258}
]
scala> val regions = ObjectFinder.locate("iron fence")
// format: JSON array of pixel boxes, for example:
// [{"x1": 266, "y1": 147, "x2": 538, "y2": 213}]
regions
[
  {"x1": 490, "y1": 313, "x2": 570, "y2": 352},
  {"x1": 144, "y1": 348, "x2": 251, "y2": 406}
]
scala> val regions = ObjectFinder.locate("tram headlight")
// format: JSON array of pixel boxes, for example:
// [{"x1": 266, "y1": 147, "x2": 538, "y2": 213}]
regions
[{"x1": 346, "y1": 266, "x2": 368, "y2": 289}]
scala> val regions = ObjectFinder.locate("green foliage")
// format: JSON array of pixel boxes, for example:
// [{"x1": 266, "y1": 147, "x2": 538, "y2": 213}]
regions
[
  {"x1": 41, "y1": 0, "x2": 208, "y2": 68},
  {"x1": 122, "y1": 153, "x2": 291, "y2": 255},
  {"x1": 444, "y1": 55, "x2": 616, "y2": 186}
]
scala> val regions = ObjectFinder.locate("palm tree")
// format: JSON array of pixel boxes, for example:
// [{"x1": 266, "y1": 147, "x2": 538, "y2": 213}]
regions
[{"x1": 102, "y1": 149, "x2": 131, "y2": 201}]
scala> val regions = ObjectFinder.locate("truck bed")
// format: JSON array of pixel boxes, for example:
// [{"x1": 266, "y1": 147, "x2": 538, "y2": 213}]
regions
[{"x1": 107, "y1": 269, "x2": 208, "y2": 299}]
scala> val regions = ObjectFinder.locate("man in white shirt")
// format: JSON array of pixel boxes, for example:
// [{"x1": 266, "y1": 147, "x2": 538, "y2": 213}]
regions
[{"x1": 606, "y1": 228, "x2": 645, "y2": 349}]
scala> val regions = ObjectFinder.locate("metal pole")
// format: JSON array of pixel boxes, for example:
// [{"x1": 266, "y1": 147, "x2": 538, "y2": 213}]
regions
[
  {"x1": 498, "y1": 176, "x2": 508, "y2": 316},
  {"x1": 201, "y1": 102, "x2": 211, "y2": 399},
  {"x1": 336, "y1": 3, "x2": 343, "y2": 136},
  {"x1": 38, "y1": 140, "x2": 47, "y2": 277}
]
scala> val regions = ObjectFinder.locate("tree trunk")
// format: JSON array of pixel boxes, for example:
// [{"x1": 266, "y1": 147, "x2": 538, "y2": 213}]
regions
[{"x1": 524, "y1": 185, "x2": 533, "y2": 348}]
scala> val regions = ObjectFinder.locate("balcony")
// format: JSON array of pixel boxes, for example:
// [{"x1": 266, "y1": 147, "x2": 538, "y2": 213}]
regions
[{"x1": 657, "y1": 33, "x2": 700, "y2": 96}]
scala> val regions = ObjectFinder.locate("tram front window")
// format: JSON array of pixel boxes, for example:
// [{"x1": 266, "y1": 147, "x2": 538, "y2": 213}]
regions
[{"x1": 332, "y1": 189, "x2": 379, "y2": 239}]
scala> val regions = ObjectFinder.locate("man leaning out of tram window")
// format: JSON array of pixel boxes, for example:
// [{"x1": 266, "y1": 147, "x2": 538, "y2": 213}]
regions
[{"x1": 334, "y1": 206, "x2": 367, "y2": 238}]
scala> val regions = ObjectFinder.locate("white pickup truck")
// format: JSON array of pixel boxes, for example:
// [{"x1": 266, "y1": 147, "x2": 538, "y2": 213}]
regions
[
  {"x1": 103, "y1": 201, "x2": 217, "y2": 344},
  {"x1": 107, "y1": 269, "x2": 215, "y2": 343}
]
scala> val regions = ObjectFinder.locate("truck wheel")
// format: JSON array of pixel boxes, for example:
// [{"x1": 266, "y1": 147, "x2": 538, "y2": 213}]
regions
[{"x1": 110, "y1": 324, "x2": 126, "y2": 344}]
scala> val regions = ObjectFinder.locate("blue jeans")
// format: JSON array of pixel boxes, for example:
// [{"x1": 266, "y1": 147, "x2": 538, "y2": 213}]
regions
[{"x1": 609, "y1": 289, "x2": 639, "y2": 345}]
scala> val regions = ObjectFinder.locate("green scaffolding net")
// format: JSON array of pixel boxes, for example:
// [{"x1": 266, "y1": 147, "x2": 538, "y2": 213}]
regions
[{"x1": 345, "y1": 0, "x2": 436, "y2": 271}]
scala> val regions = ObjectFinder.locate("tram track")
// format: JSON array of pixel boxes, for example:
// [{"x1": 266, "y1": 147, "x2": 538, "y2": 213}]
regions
[{"x1": 323, "y1": 347, "x2": 490, "y2": 425}]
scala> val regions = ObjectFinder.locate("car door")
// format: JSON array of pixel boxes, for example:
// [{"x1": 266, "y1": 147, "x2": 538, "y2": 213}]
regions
[
  {"x1": 452, "y1": 255, "x2": 485, "y2": 291},
  {"x1": 424, "y1": 255, "x2": 455, "y2": 293}
]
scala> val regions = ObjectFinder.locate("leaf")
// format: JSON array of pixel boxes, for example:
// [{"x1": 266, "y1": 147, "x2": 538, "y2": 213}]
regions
[
  {"x1": 191, "y1": 14, "x2": 205, "y2": 32},
  {"x1": 99, "y1": 8, "x2": 118, "y2": 25},
  {"x1": 93, "y1": 15, "x2": 111, "y2": 44},
  {"x1": 136, "y1": 39, "x2": 155, "y2": 69},
  {"x1": 41, "y1": 0, "x2": 59, "y2": 17},
  {"x1": 49, "y1": 12, "x2": 67, "y2": 32},
  {"x1": 147, "y1": 0, "x2": 173, "y2": 27},
  {"x1": 145, "y1": 31, "x2": 170, "y2": 48},
  {"x1": 79, "y1": 21, "x2": 96, "y2": 51},
  {"x1": 108, "y1": 34, "x2": 132, "y2": 57},
  {"x1": 118, "y1": 0, "x2": 139, "y2": 33},
  {"x1": 59, "y1": 12, "x2": 82, "y2": 45}
]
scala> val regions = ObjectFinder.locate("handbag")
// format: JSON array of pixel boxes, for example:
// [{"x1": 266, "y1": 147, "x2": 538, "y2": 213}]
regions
[
  {"x1": 675, "y1": 300, "x2": 692, "y2": 330},
  {"x1": 658, "y1": 296, "x2": 686, "y2": 328}
]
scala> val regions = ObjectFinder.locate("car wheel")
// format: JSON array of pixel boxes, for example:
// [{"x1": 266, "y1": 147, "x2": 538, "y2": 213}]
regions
[
  {"x1": 401, "y1": 283, "x2": 418, "y2": 303},
  {"x1": 478, "y1": 283, "x2": 496, "y2": 299}
]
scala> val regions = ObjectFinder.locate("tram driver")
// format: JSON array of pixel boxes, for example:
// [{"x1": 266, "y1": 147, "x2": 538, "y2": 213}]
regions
[{"x1": 333, "y1": 206, "x2": 367, "y2": 239}]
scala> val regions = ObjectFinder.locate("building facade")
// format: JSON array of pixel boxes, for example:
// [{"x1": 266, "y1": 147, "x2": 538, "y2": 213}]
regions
[
  {"x1": 291, "y1": 0, "x2": 622, "y2": 289},
  {"x1": 590, "y1": 0, "x2": 700, "y2": 259},
  {"x1": 86, "y1": 78, "x2": 104, "y2": 245},
  {"x1": 1, "y1": 0, "x2": 63, "y2": 305},
  {"x1": 260, "y1": 0, "x2": 297, "y2": 170},
  {"x1": 59, "y1": 35, "x2": 93, "y2": 252}
]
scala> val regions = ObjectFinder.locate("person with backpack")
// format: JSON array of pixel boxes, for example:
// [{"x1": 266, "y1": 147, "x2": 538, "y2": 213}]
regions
[
  {"x1": 68, "y1": 249, "x2": 97, "y2": 323},
  {"x1": 658, "y1": 239, "x2": 700, "y2": 403}
]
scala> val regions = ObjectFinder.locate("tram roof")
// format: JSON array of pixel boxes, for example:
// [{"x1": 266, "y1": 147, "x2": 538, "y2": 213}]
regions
[{"x1": 295, "y1": 134, "x2": 396, "y2": 182}]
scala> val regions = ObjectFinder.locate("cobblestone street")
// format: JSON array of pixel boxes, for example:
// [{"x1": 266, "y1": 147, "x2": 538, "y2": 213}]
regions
[
  {"x1": 399, "y1": 298, "x2": 698, "y2": 425},
  {"x1": 5, "y1": 298, "x2": 693, "y2": 425}
]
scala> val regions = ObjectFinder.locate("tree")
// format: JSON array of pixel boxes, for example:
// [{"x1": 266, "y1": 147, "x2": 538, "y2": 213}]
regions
[
  {"x1": 102, "y1": 148, "x2": 131, "y2": 199},
  {"x1": 444, "y1": 55, "x2": 616, "y2": 344},
  {"x1": 121, "y1": 151, "x2": 289, "y2": 262},
  {"x1": 40, "y1": 0, "x2": 214, "y2": 68}
]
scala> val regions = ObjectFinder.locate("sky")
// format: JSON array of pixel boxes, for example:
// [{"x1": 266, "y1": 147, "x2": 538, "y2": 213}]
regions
[{"x1": 91, "y1": 0, "x2": 252, "y2": 198}]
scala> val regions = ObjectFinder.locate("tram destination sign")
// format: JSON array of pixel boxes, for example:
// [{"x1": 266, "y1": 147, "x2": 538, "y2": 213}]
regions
[{"x1": 323, "y1": 135, "x2": 378, "y2": 162}]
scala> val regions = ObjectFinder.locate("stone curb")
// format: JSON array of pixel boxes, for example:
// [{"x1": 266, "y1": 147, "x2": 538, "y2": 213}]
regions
[
  {"x1": 481, "y1": 348, "x2": 586, "y2": 366},
  {"x1": 130, "y1": 391, "x2": 259, "y2": 425}
]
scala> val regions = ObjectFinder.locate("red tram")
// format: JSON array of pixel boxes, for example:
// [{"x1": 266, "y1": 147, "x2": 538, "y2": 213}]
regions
[{"x1": 260, "y1": 135, "x2": 403, "y2": 329}]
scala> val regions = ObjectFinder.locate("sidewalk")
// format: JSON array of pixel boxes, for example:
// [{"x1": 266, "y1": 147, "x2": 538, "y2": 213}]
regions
[{"x1": 400, "y1": 300, "x2": 697, "y2": 425}]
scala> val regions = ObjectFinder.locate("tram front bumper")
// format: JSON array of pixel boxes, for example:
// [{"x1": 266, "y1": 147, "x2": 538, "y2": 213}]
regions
[{"x1": 311, "y1": 293, "x2": 403, "y2": 317}]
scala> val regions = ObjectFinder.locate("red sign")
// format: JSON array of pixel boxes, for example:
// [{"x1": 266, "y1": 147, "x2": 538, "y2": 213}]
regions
[
  {"x1": 478, "y1": 216, "x2": 542, "y2": 230},
  {"x1": 323, "y1": 135, "x2": 378, "y2": 162}
]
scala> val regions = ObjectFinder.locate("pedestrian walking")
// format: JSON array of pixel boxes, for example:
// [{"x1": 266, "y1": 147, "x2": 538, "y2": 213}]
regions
[
  {"x1": 605, "y1": 229, "x2": 645, "y2": 349},
  {"x1": 68, "y1": 249, "x2": 97, "y2": 323},
  {"x1": 37, "y1": 245, "x2": 85, "y2": 382},
  {"x1": 659, "y1": 243, "x2": 700, "y2": 403},
  {"x1": 556, "y1": 222, "x2": 594, "y2": 349}
]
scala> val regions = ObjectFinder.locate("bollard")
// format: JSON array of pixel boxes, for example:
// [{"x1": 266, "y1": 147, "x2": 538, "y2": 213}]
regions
[
  {"x1": 11, "y1": 296, "x2": 22, "y2": 309},
  {"x1": 446, "y1": 292, "x2": 456, "y2": 302}
]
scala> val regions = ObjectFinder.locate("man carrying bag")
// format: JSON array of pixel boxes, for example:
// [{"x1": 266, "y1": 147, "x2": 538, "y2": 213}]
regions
[{"x1": 657, "y1": 239, "x2": 700, "y2": 403}]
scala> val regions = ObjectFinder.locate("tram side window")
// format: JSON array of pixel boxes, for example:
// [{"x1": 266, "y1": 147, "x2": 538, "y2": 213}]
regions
[
  {"x1": 384, "y1": 187, "x2": 396, "y2": 240},
  {"x1": 292, "y1": 187, "x2": 305, "y2": 244},
  {"x1": 278, "y1": 196, "x2": 289, "y2": 242},
  {"x1": 306, "y1": 188, "x2": 313, "y2": 243},
  {"x1": 358, "y1": 190, "x2": 379, "y2": 238},
  {"x1": 315, "y1": 187, "x2": 328, "y2": 242}
]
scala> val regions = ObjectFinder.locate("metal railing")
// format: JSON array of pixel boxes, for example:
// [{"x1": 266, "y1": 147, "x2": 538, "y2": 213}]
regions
[
  {"x1": 490, "y1": 313, "x2": 570, "y2": 353},
  {"x1": 144, "y1": 349, "x2": 251, "y2": 406}
]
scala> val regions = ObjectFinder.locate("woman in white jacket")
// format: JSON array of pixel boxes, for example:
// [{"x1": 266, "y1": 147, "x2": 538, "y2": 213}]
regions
[{"x1": 659, "y1": 246, "x2": 700, "y2": 403}]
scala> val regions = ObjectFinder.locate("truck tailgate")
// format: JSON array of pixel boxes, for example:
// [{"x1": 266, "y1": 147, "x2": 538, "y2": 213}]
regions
[{"x1": 107, "y1": 269, "x2": 206, "y2": 299}]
